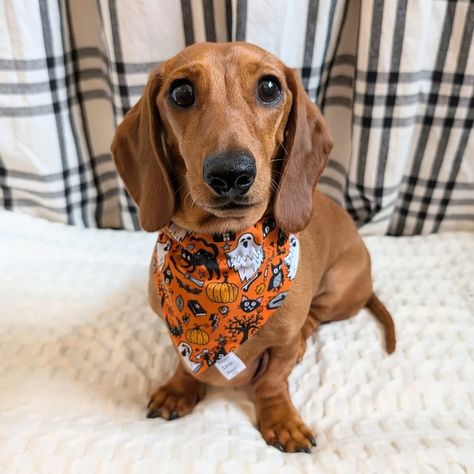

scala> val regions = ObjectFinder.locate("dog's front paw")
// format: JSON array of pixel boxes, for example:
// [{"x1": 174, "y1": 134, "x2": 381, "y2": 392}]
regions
[
  {"x1": 147, "y1": 379, "x2": 206, "y2": 420},
  {"x1": 259, "y1": 408, "x2": 316, "y2": 453}
]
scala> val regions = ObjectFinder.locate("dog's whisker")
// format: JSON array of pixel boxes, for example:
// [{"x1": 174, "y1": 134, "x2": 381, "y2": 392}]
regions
[
  {"x1": 187, "y1": 188, "x2": 204, "y2": 208},
  {"x1": 183, "y1": 190, "x2": 195, "y2": 208},
  {"x1": 175, "y1": 183, "x2": 188, "y2": 201},
  {"x1": 175, "y1": 181, "x2": 186, "y2": 192},
  {"x1": 268, "y1": 158, "x2": 283, "y2": 164},
  {"x1": 172, "y1": 172, "x2": 188, "y2": 191},
  {"x1": 272, "y1": 168, "x2": 282, "y2": 180},
  {"x1": 279, "y1": 142, "x2": 289, "y2": 156},
  {"x1": 270, "y1": 178, "x2": 279, "y2": 193}
]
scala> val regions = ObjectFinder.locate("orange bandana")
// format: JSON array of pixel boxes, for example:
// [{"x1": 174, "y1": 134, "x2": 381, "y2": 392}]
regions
[{"x1": 153, "y1": 217, "x2": 299, "y2": 375}]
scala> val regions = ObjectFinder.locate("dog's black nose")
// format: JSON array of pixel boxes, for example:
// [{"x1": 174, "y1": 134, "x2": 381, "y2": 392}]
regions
[{"x1": 203, "y1": 151, "x2": 256, "y2": 196}]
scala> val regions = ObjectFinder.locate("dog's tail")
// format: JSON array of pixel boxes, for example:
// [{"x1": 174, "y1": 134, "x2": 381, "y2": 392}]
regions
[{"x1": 366, "y1": 293, "x2": 396, "y2": 354}]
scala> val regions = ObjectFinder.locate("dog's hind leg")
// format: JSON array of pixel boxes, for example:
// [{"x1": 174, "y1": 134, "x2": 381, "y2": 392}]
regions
[
  {"x1": 296, "y1": 315, "x2": 320, "y2": 363},
  {"x1": 296, "y1": 244, "x2": 372, "y2": 362}
]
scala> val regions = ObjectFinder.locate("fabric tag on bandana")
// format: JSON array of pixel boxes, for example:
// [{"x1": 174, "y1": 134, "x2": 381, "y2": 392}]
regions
[{"x1": 215, "y1": 352, "x2": 246, "y2": 380}]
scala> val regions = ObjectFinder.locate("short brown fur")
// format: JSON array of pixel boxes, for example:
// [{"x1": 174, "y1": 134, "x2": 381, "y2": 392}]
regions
[{"x1": 112, "y1": 42, "x2": 396, "y2": 453}]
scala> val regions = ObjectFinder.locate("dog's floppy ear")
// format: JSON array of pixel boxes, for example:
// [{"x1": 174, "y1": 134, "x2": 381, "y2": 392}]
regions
[
  {"x1": 111, "y1": 71, "x2": 174, "y2": 231},
  {"x1": 274, "y1": 68, "x2": 333, "y2": 233}
]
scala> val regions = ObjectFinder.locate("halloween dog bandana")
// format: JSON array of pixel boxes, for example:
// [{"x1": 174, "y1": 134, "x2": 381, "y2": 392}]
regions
[{"x1": 154, "y1": 217, "x2": 299, "y2": 376}]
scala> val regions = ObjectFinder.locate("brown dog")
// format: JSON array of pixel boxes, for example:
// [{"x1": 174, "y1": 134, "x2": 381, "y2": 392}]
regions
[{"x1": 112, "y1": 42, "x2": 395, "y2": 453}]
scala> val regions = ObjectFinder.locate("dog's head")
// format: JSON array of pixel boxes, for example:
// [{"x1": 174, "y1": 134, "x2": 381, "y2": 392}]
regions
[{"x1": 112, "y1": 42, "x2": 333, "y2": 233}]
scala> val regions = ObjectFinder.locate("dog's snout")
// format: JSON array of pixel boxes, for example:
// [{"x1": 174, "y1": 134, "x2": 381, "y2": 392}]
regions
[{"x1": 203, "y1": 151, "x2": 256, "y2": 196}]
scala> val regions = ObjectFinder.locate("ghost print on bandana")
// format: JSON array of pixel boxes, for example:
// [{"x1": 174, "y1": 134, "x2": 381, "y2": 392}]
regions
[
  {"x1": 226, "y1": 233, "x2": 265, "y2": 282},
  {"x1": 154, "y1": 218, "x2": 299, "y2": 375}
]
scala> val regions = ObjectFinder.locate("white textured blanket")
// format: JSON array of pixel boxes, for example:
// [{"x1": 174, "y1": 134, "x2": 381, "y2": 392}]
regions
[{"x1": 0, "y1": 211, "x2": 473, "y2": 474}]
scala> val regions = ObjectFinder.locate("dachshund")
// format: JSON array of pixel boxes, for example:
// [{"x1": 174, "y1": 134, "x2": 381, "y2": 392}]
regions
[{"x1": 112, "y1": 42, "x2": 396, "y2": 453}]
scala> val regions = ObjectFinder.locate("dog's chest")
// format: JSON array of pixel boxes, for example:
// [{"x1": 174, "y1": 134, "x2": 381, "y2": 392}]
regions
[{"x1": 153, "y1": 218, "x2": 300, "y2": 375}]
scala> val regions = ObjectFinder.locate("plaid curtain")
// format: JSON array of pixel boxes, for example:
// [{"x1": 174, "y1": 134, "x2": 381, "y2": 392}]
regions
[{"x1": 0, "y1": 0, "x2": 473, "y2": 234}]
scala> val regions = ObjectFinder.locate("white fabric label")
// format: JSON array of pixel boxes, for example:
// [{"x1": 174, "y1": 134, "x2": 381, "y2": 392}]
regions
[{"x1": 215, "y1": 352, "x2": 246, "y2": 380}]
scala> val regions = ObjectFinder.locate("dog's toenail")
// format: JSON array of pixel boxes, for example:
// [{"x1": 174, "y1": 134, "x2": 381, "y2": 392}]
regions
[
  {"x1": 147, "y1": 409, "x2": 161, "y2": 419},
  {"x1": 308, "y1": 436, "x2": 317, "y2": 447},
  {"x1": 169, "y1": 410, "x2": 179, "y2": 420},
  {"x1": 272, "y1": 442, "x2": 285, "y2": 452},
  {"x1": 296, "y1": 446, "x2": 311, "y2": 453}
]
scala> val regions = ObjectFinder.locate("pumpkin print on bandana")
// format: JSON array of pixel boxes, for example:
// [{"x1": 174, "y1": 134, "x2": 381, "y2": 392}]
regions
[{"x1": 154, "y1": 217, "x2": 299, "y2": 375}]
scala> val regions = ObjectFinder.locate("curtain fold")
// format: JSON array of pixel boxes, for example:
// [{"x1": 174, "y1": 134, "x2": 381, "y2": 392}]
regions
[{"x1": 0, "y1": 0, "x2": 473, "y2": 234}]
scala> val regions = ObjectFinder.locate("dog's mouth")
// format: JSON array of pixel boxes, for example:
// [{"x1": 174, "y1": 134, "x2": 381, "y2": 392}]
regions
[
  {"x1": 210, "y1": 201, "x2": 256, "y2": 211},
  {"x1": 205, "y1": 197, "x2": 263, "y2": 214}
]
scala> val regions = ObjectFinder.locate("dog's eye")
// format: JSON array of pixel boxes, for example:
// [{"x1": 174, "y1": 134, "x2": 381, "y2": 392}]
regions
[
  {"x1": 169, "y1": 79, "x2": 195, "y2": 108},
  {"x1": 257, "y1": 76, "x2": 282, "y2": 105}
]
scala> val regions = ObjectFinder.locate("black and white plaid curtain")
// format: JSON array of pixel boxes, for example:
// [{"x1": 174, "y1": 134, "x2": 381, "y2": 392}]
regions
[{"x1": 1, "y1": 0, "x2": 473, "y2": 234}]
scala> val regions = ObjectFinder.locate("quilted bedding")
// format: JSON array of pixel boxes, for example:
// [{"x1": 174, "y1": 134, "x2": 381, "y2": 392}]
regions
[{"x1": 0, "y1": 210, "x2": 473, "y2": 474}]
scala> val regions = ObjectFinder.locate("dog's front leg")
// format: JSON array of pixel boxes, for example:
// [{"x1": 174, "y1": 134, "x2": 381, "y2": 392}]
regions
[
  {"x1": 147, "y1": 362, "x2": 206, "y2": 420},
  {"x1": 252, "y1": 338, "x2": 316, "y2": 453}
]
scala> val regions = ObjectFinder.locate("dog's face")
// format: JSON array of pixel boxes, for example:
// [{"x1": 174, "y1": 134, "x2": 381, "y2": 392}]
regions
[
  {"x1": 157, "y1": 43, "x2": 290, "y2": 231},
  {"x1": 112, "y1": 42, "x2": 332, "y2": 234}
]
